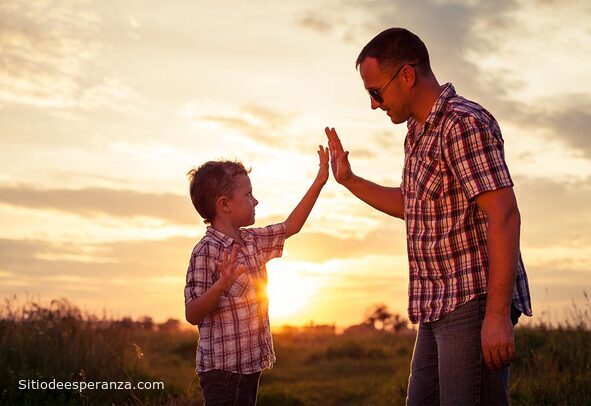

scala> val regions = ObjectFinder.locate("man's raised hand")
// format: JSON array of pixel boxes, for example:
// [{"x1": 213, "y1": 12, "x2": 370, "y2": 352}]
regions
[{"x1": 324, "y1": 127, "x2": 353, "y2": 184}]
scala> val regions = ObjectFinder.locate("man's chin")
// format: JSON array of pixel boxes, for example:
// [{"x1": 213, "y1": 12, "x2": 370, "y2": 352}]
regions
[{"x1": 390, "y1": 115, "x2": 404, "y2": 124}]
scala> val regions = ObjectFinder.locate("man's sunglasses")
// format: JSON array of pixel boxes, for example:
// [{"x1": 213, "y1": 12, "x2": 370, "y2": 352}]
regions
[{"x1": 367, "y1": 63, "x2": 418, "y2": 104}]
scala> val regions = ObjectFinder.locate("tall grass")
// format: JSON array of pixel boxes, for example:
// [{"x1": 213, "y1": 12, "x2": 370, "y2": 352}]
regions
[
  {"x1": 0, "y1": 296, "x2": 187, "y2": 404},
  {"x1": 1, "y1": 294, "x2": 589, "y2": 405},
  {"x1": 510, "y1": 291, "x2": 591, "y2": 405}
]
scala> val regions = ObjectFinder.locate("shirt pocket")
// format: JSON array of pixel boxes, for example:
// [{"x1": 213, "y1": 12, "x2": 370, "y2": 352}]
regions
[{"x1": 409, "y1": 155, "x2": 443, "y2": 201}]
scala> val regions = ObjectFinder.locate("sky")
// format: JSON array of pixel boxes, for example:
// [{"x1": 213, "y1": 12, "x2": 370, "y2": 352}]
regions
[{"x1": 1, "y1": 0, "x2": 590, "y2": 328}]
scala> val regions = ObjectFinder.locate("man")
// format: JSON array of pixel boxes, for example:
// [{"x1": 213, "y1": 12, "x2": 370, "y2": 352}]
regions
[{"x1": 325, "y1": 28, "x2": 532, "y2": 405}]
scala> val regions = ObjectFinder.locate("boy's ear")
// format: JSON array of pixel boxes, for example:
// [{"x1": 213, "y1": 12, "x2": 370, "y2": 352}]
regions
[{"x1": 216, "y1": 195, "x2": 231, "y2": 214}]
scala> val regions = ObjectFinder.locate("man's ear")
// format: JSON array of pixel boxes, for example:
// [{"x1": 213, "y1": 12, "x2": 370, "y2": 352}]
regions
[
  {"x1": 216, "y1": 195, "x2": 231, "y2": 214},
  {"x1": 402, "y1": 64, "x2": 417, "y2": 88}
]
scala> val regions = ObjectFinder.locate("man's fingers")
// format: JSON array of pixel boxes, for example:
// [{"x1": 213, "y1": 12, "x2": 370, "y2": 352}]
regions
[
  {"x1": 507, "y1": 343, "x2": 516, "y2": 362},
  {"x1": 338, "y1": 151, "x2": 350, "y2": 165},
  {"x1": 483, "y1": 348, "x2": 497, "y2": 370},
  {"x1": 502, "y1": 342, "x2": 516, "y2": 365},
  {"x1": 325, "y1": 127, "x2": 343, "y2": 150},
  {"x1": 490, "y1": 348, "x2": 504, "y2": 369},
  {"x1": 498, "y1": 346, "x2": 511, "y2": 366}
]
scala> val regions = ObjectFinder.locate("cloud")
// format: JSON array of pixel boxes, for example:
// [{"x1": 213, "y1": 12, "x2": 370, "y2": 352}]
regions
[
  {"x1": 0, "y1": 1, "x2": 145, "y2": 113},
  {"x1": 537, "y1": 98, "x2": 591, "y2": 158},
  {"x1": 0, "y1": 236, "x2": 192, "y2": 279},
  {"x1": 295, "y1": 12, "x2": 334, "y2": 34},
  {"x1": 0, "y1": 185, "x2": 196, "y2": 224},
  {"x1": 516, "y1": 176, "x2": 591, "y2": 247},
  {"x1": 485, "y1": 93, "x2": 591, "y2": 159},
  {"x1": 196, "y1": 103, "x2": 319, "y2": 152},
  {"x1": 349, "y1": 148, "x2": 377, "y2": 159},
  {"x1": 299, "y1": 0, "x2": 591, "y2": 161},
  {"x1": 284, "y1": 227, "x2": 407, "y2": 262}
]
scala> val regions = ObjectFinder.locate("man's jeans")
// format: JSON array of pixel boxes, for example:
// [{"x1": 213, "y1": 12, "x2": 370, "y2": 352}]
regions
[
  {"x1": 198, "y1": 369, "x2": 261, "y2": 406},
  {"x1": 406, "y1": 295, "x2": 520, "y2": 405}
]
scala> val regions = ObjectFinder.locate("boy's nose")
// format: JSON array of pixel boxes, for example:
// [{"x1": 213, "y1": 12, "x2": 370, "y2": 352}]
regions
[{"x1": 253, "y1": 198, "x2": 258, "y2": 206}]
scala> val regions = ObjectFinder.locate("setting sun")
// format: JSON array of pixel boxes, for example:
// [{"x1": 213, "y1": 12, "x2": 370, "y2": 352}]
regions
[{"x1": 266, "y1": 263, "x2": 317, "y2": 323}]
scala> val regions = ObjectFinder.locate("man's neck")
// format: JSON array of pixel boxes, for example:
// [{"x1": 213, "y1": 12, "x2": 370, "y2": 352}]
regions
[{"x1": 411, "y1": 78, "x2": 443, "y2": 126}]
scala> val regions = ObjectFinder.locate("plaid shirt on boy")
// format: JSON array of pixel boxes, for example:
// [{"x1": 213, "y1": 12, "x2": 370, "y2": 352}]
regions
[
  {"x1": 184, "y1": 223, "x2": 286, "y2": 374},
  {"x1": 401, "y1": 83, "x2": 532, "y2": 324}
]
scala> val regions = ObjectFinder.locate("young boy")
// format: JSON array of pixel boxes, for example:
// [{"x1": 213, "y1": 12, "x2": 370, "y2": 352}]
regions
[{"x1": 184, "y1": 146, "x2": 329, "y2": 405}]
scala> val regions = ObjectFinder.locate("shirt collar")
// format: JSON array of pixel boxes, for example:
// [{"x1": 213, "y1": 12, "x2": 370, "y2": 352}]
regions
[{"x1": 206, "y1": 226, "x2": 255, "y2": 247}]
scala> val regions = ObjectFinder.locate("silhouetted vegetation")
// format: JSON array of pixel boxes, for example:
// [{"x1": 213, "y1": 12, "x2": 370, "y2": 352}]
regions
[{"x1": 1, "y1": 296, "x2": 589, "y2": 405}]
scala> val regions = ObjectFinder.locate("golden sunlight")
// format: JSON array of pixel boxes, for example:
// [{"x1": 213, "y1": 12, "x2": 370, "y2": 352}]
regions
[{"x1": 266, "y1": 263, "x2": 317, "y2": 322}]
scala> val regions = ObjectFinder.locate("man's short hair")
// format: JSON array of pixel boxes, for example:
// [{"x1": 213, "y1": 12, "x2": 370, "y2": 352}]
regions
[
  {"x1": 187, "y1": 160, "x2": 250, "y2": 224},
  {"x1": 356, "y1": 28, "x2": 431, "y2": 74}
]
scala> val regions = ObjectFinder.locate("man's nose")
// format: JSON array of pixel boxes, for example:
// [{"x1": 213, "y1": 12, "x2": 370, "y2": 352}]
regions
[
  {"x1": 253, "y1": 197, "x2": 259, "y2": 206},
  {"x1": 370, "y1": 97, "x2": 381, "y2": 110}
]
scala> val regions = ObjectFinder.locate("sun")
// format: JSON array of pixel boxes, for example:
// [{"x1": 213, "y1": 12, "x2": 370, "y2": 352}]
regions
[{"x1": 266, "y1": 263, "x2": 316, "y2": 322}]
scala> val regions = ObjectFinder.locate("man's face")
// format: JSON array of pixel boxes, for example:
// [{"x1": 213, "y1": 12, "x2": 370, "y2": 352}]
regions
[
  {"x1": 228, "y1": 174, "x2": 258, "y2": 227},
  {"x1": 359, "y1": 57, "x2": 410, "y2": 124}
]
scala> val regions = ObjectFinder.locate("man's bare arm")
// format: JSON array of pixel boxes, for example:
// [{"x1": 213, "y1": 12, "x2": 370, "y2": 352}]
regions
[
  {"x1": 476, "y1": 186, "x2": 520, "y2": 369},
  {"x1": 325, "y1": 127, "x2": 404, "y2": 219}
]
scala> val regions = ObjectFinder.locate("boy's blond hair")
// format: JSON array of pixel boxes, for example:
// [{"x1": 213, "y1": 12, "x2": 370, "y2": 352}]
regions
[{"x1": 187, "y1": 160, "x2": 250, "y2": 224}]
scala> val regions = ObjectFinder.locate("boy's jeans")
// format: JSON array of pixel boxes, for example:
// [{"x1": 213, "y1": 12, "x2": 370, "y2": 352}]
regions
[
  {"x1": 406, "y1": 295, "x2": 521, "y2": 406},
  {"x1": 198, "y1": 369, "x2": 261, "y2": 406}
]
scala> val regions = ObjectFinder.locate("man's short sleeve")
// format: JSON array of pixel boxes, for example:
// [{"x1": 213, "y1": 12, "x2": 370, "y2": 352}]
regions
[
  {"x1": 244, "y1": 223, "x2": 286, "y2": 263},
  {"x1": 444, "y1": 115, "x2": 514, "y2": 201},
  {"x1": 184, "y1": 246, "x2": 216, "y2": 306}
]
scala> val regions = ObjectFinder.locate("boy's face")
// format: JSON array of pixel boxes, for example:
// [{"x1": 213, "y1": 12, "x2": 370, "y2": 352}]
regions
[{"x1": 228, "y1": 174, "x2": 258, "y2": 227}]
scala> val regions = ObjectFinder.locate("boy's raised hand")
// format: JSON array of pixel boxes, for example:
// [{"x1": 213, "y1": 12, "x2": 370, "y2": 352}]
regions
[
  {"x1": 324, "y1": 127, "x2": 353, "y2": 184},
  {"x1": 315, "y1": 145, "x2": 329, "y2": 186},
  {"x1": 218, "y1": 245, "x2": 247, "y2": 290}
]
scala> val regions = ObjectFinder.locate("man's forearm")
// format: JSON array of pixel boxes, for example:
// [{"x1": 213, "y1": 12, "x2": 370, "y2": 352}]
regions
[
  {"x1": 485, "y1": 209, "x2": 520, "y2": 317},
  {"x1": 342, "y1": 174, "x2": 405, "y2": 219}
]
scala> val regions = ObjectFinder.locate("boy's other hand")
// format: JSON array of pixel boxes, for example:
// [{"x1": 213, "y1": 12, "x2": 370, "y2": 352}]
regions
[
  {"x1": 315, "y1": 145, "x2": 329, "y2": 186},
  {"x1": 218, "y1": 245, "x2": 247, "y2": 291},
  {"x1": 324, "y1": 127, "x2": 353, "y2": 184}
]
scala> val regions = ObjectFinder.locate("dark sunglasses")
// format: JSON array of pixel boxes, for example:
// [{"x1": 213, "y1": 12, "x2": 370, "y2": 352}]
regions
[{"x1": 367, "y1": 63, "x2": 418, "y2": 104}]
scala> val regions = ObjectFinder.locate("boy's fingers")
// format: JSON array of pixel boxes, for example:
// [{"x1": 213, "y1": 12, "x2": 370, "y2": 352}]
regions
[
  {"x1": 236, "y1": 264, "x2": 247, "y2": 276},
  {"x1": 229, "y1": 244, "x2": 239, "y2": 264}
]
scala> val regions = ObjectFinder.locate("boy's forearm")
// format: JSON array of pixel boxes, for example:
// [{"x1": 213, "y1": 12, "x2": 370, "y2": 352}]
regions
[
  {"x1": 185, "y1": 280, "x2": 226, "y2": 325},
  {"x1": 284, "y1": 179, "x2": 325, "y2": 238}
]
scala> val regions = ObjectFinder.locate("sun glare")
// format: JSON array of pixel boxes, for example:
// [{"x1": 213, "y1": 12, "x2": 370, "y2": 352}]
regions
[{"x1": 266, "y1": 263, "x2": 316, "y2": 322}]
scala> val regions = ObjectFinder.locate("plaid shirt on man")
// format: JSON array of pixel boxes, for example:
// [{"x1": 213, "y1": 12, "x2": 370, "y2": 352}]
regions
[
  {"x1": 401, "y1": 83, "x2": 532, "y2": 324},
  {"x1": 184, "y1": 223, "x2": 286, "y2": 373}
]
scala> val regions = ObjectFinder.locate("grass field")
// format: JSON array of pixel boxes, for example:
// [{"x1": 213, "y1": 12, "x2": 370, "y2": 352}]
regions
[{"x1": 1, "y1": 296, "x2": 589, "y2": 405}]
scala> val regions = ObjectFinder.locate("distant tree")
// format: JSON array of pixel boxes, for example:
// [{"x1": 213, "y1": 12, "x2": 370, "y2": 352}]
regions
[
  {"x1": 138, "y1": 316, "x2": 154, "y2": 330},
  {"x1": 364, "y1": 304, "x2": 393, "y2": 330},
  {"x1": 159, "y1": 318, "x2": 181, "y2": 333},
  {"x1": 364, "y1": 304, "x2": 408, "y2": 332},
  {"x1": 390, "y1": 312, "x2": 408, "y2": 332},
  {"x1": 117, "y1": 317, "x2": 134, "y2": 329}
]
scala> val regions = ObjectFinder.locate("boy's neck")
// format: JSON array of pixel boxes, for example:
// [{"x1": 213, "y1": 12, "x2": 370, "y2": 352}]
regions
[{"x1": 211, "y1": 217, "x2": 245, "y2": 246}]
